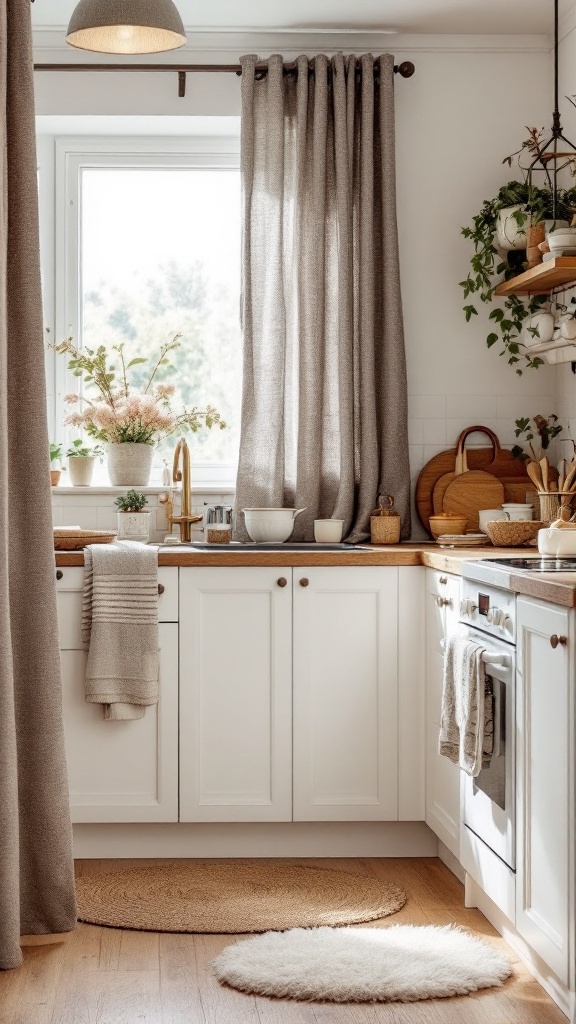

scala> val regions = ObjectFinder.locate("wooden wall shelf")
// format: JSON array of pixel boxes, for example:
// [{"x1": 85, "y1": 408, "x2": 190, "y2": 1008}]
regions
[{"x1": 494, "y1": 257, "x2": 576, "y2": 296}]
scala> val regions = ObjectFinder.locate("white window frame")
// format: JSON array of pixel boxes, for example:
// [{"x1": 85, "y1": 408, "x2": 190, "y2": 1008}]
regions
[{"x1": 48, "y1": 134, "x2": 241, "y2": 486}]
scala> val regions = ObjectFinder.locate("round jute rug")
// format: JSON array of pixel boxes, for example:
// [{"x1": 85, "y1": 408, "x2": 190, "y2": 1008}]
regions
[{"x1": 75, "y1": 862, "x2": 406, "y2": 933}]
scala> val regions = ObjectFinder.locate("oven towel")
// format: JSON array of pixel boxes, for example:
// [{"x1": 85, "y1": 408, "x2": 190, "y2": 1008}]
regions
[
  {"x1": 438, "y1": 635, "x2": 494, "y2": 777},
  {"x1": 82, "y1": 541, "x2": 159, "y2": 720}
]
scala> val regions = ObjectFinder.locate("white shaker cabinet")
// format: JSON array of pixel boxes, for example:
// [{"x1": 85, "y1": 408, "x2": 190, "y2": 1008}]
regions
[
  {"x1": 515, "y1": 596, "x2": 574, "y2": 986},
  {"x1": 178, "y1": 567, "x2": 292, "y2": 822},
  {"x1": 292, "y1": 566, "x2": 401, "y2": 821},
  {"x1": 57, "y1": 566, "x2": 179, "y2": 823},
  {"x1": 424, "y1": 568, "x2": 462, "y2": 856}
]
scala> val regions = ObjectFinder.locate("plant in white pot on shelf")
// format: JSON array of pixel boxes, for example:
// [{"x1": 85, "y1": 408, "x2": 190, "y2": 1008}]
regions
[
  {"x1": 66, "y1": 438, "x2": 104, "y2": 486},
  {"x1": 53, "y1": 334, "x2": 226, "y2": 485},
  {"x1": 114, "y1": 490, "x2": 151, "y2": 542},
  {"x1": 49, "y1": 441, "x2": 63, "y2": 486}
]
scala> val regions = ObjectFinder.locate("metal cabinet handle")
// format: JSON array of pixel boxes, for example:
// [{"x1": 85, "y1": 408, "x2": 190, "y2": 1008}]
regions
[
  {"x1": 158, "y1": 584, "x2": 165, "y2": 595},
  {"x1": 56, "y1": 569, "x2": 63, "y2": 581},
  {"x1": 436, "y1": 596, "x2": 452, "y2": 608},
  {"x1": 439, "y1": 575, "x2": 448, "y2": 585},
  {"x1": 299, "y1": 577, "x2": 309, "y2": 588},
  {"x1": 550, "y1": 634, "x2": 568, "y2": 649},
  {"x1": 277, "y1": 577, "x2": 287, "y2": 588}
]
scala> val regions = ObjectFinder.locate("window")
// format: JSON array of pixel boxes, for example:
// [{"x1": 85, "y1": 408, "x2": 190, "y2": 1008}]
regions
[{"x1": 48, "y1": 136, "x2": 241, "y2": 483}]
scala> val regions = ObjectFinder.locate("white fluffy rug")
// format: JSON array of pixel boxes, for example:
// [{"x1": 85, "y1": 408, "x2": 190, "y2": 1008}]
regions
[{"x1": 213, "y1": 924, "x2": 512, "y2": 1003}]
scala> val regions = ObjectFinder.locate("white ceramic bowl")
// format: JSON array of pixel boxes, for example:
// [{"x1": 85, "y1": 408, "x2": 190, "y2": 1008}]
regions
[
  {"x1": 547, "y1": 228, "x2": 576, "y2": 252},
  {"x1": 537, "y1": 526, "x2": 576, "y2": 557},
  {"x1": 501, "y1": 503, "x2": 533, "y2": 521},
  {"x1": 242, "y1": 507, "x2": 306, "y2": 543}
]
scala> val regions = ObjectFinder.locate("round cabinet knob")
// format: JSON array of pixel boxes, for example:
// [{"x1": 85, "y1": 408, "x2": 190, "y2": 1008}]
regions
[
  {"x1": 299, "y1": 578, "x2": 309, "y2": 588},
  {"x1": 157, "y1": 583, "x2": 165, "y2": 595},
  {"x1": 550, "y1": 634, "x2": 568, "y2": 649},
  {"x1": 277, "y1": 577, "x2": 287, "y2": 588},
  {"x1": 56, "y1": 570, "x2": 63, "y2": 581},
  {"x1": 439, "y1": 576, "x2": 448, "y2": 585}
]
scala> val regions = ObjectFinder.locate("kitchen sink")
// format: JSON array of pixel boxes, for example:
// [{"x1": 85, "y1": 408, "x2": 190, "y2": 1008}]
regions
[{"x1": 186, "y1": 542, "x2": 365, "y2": 551}]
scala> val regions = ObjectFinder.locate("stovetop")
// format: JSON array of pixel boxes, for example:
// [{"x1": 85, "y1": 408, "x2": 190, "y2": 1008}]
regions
[{"x1": 480, "y1": 557, "x2": 576, "y2": 573}]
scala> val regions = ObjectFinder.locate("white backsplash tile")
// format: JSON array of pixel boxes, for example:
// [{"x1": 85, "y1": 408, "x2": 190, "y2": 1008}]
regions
[
  {"x1": 408, "y1": 395, "x2": 446, "y2": 420},
  {"x1": 446, "y1": 395, "x2": 497, "y2": 420}
]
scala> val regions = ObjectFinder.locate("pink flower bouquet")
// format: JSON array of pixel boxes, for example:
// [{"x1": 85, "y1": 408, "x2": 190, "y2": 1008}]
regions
[{"x1": 55, "y1": 334, "x2": 225, "y2": 445}]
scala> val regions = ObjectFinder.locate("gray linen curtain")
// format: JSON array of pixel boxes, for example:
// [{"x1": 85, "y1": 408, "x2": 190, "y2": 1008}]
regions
[
  {"x1": 0, "y1": 0, "x2": 76, "y2": 970},
  {"x1": 235, "y1": 53, "x2": 410, "y2": 542}
]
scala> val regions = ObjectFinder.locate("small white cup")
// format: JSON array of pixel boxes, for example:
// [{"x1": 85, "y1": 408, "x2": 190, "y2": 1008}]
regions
[
  {"x1": 478, "y1": 509, "x2": 507, "y2": 535},
  {"x1": 314, "y1": 519, "x2": 344, "y2": 543}
]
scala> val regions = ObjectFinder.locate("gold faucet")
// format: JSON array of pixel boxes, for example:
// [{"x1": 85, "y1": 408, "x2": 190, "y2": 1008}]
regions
[{"x1": 164, "y1": 437, "x2": 202, "y2": 542}]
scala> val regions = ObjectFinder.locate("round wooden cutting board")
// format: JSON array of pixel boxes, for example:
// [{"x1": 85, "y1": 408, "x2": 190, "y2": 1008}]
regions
[{"x1": 442, "y1": 470, "x2": 505, "y2": 532}]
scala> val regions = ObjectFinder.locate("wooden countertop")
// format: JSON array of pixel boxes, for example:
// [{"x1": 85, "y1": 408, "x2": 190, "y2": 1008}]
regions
[{"x1": 54, "y1": 543, "x2": 576, "y2": 607}]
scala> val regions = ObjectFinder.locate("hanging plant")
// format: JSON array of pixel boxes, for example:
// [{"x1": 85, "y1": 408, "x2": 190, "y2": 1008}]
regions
[{"x1": 460, "y1": 176, "x2": 576, "y2": 374}]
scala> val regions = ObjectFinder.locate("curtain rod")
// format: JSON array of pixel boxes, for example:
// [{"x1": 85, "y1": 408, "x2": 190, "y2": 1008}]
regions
[{"x1": 33, "y1": 60, "x2": 415, "y2": 98}]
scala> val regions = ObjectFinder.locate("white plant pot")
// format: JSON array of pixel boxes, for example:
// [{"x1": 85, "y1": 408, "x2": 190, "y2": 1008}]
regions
[
  {"x1": 116, "y1": 511, "x2": 152, "y2": 542},
  {"x1": 523, "y1": 310, "x2": 555, "y2": 346},
  {"x1": 560, "y1": 316, "x2": 576, "y2": 341},
  {"x1": 67, "y1": 455, "x2": 96, "y2": 486},
  {"x1": 495, "y1": 205, "x2": 528, "y2": 251},
  {"x1": 106, "y1": 442, "x2": 153, "y2": 485}
]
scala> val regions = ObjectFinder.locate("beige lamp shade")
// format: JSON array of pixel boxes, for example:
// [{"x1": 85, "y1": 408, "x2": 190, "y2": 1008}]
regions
[{"x1": 66, "y1": 0, "x2": 187, "y2": 54}]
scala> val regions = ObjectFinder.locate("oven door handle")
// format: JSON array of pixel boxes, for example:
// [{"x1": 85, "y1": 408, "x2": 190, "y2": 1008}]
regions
[{"x1": 440, "y1": 639, "x2": 510, "y2": 668}]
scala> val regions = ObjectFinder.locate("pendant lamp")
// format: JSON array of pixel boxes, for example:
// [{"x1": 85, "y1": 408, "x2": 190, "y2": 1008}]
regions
[{"x1": 66, "y1": 0, "x2": 187, "y2": 54}]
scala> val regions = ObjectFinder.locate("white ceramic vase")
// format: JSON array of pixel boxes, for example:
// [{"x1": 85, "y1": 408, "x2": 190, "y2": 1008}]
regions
[
  {"x1": 116, "y1": 511, "x2": 152, "y2": 542},
  {"x1": 68, "y1": 455, "x2": 96, "y2": 486},
  {"x1": 560, "y1": 315, "x2": 576, "y2": 341},
  {"x1": 495, "y1": 205, "x2": 528, "y2": 251},
  {"x1": 106, "y1": 442, "x2": 153, "y2": 485},
  {"x1": 523, "y1": 309, "x2": 555, "y2": 347}
]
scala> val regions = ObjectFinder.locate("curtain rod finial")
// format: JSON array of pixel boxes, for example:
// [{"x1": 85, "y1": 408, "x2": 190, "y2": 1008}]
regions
[{"x1": 394, "y1": 61, "x2": 415, "y2": 78}]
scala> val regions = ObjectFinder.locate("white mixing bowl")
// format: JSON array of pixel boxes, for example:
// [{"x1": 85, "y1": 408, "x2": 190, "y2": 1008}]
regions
[{"x1": 242, "y1": 507, "x2": 306, "y2": 543}]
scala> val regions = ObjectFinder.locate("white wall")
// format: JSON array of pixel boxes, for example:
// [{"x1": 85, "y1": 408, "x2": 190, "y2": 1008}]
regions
[
  {"x1": 555, "y1": 7, "x2": 576, "y2": 450},
  {"x1": 35, "y1": 33, "x2": 559, "y2": 537}
]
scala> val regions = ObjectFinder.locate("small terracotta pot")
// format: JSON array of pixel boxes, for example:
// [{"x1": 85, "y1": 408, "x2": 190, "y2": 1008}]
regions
[{"x1": 50, "y1": 469, "x2": 61, "y2": 487}]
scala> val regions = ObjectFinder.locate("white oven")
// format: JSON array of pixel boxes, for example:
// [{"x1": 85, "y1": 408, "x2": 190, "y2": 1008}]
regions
[{"x1": 457, "y1": 580, "x2": 516, "y2": 872}]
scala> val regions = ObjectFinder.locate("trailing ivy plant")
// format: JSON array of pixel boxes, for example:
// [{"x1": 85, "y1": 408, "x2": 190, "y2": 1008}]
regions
[{"x1": 460, "y1": 179, "x2": 576, "y2": 374}]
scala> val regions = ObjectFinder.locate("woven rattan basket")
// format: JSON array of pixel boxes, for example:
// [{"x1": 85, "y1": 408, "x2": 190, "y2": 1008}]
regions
[
  {"x1": 53, "y1": 529, "x2": 116, "y2": 550},
  {"x1": 370, "y1": 495, "x2": 400, "y2": 545},
  {"x1": 484, "y1": 520, "x2": 543, "y2": 547}
]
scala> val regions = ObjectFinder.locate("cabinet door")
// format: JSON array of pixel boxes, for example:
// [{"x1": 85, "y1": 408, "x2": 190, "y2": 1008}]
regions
[
  {"x1": 179, "y1": 567, "x2": 292, "y2": 822},
  {"x1": 516, "y1": 596, "x2": 573, "y2": 984},
  {"x1": 293, "y1": 566, "x2": 398, "y2": 821},
  {"x1": 61, "y1": 622, "x2": 179, "y2": 823},
  {"x1": 424, "y1": 569, "x2": 461, "y2": 855}
]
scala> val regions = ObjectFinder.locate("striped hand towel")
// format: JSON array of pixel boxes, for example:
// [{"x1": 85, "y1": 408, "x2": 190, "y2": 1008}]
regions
[{"x1": 82, "y1": 541, "x2": 159, "y2": 720}]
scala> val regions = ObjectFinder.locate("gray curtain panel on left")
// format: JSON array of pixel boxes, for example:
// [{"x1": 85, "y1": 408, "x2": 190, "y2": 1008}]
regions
[{"x1": 0, "y1": 0, "x2": 77, "y2": 970}]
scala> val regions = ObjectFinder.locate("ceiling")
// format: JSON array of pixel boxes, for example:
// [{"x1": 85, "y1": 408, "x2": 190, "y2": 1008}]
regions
[{"x1": 30, "y1": 0, "x2": 569, "y2": 35}]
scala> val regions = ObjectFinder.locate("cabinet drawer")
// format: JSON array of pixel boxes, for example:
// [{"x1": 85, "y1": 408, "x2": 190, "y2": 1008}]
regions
[{"x1": 56, "y1": 565, "x2": 178, "y2": 649}]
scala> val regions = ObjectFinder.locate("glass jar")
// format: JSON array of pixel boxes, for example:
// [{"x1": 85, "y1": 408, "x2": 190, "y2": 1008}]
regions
[{"x1": 205, "y1": 504, "x2": 233, "y2": 544}]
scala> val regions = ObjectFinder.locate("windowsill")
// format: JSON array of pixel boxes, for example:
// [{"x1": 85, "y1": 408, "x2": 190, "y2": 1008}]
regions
[{"x1": 51, "y1": 484, "x2": 236, "y2": 495}]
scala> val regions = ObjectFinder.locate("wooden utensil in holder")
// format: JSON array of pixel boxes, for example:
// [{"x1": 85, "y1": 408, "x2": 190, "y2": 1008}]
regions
[{"x1": 370, "y1": 495, "x2": 401, "y2": 544}]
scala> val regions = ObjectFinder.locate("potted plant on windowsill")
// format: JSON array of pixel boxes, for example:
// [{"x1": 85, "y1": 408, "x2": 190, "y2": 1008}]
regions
[
  {"x1": 66, "y1": 438, "x2": 105, "y2": 486},
  {"x1": 114, "y1": 490, "x2": 151, "y2": 542},
  {"x1": 52, "y1": 333, "x2": 226, "y2": 486},
  {"x1": 50, "y1": 442, "x2": 63, "y2": 486}
]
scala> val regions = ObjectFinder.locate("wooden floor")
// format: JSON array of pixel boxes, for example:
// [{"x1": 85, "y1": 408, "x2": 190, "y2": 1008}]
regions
[{"x1": 0, "y1": 857, "x2": 568, "y2": 1024}]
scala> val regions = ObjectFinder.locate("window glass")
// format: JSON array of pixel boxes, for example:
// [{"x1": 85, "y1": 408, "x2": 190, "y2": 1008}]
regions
[{"x1": 80, "y1": 166, "x2": 241, "y2": 465}]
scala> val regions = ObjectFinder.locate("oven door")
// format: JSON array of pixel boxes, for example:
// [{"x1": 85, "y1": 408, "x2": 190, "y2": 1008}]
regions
[{"x1": 460, "y1": 627, "x2": 516, "y2": 871}]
